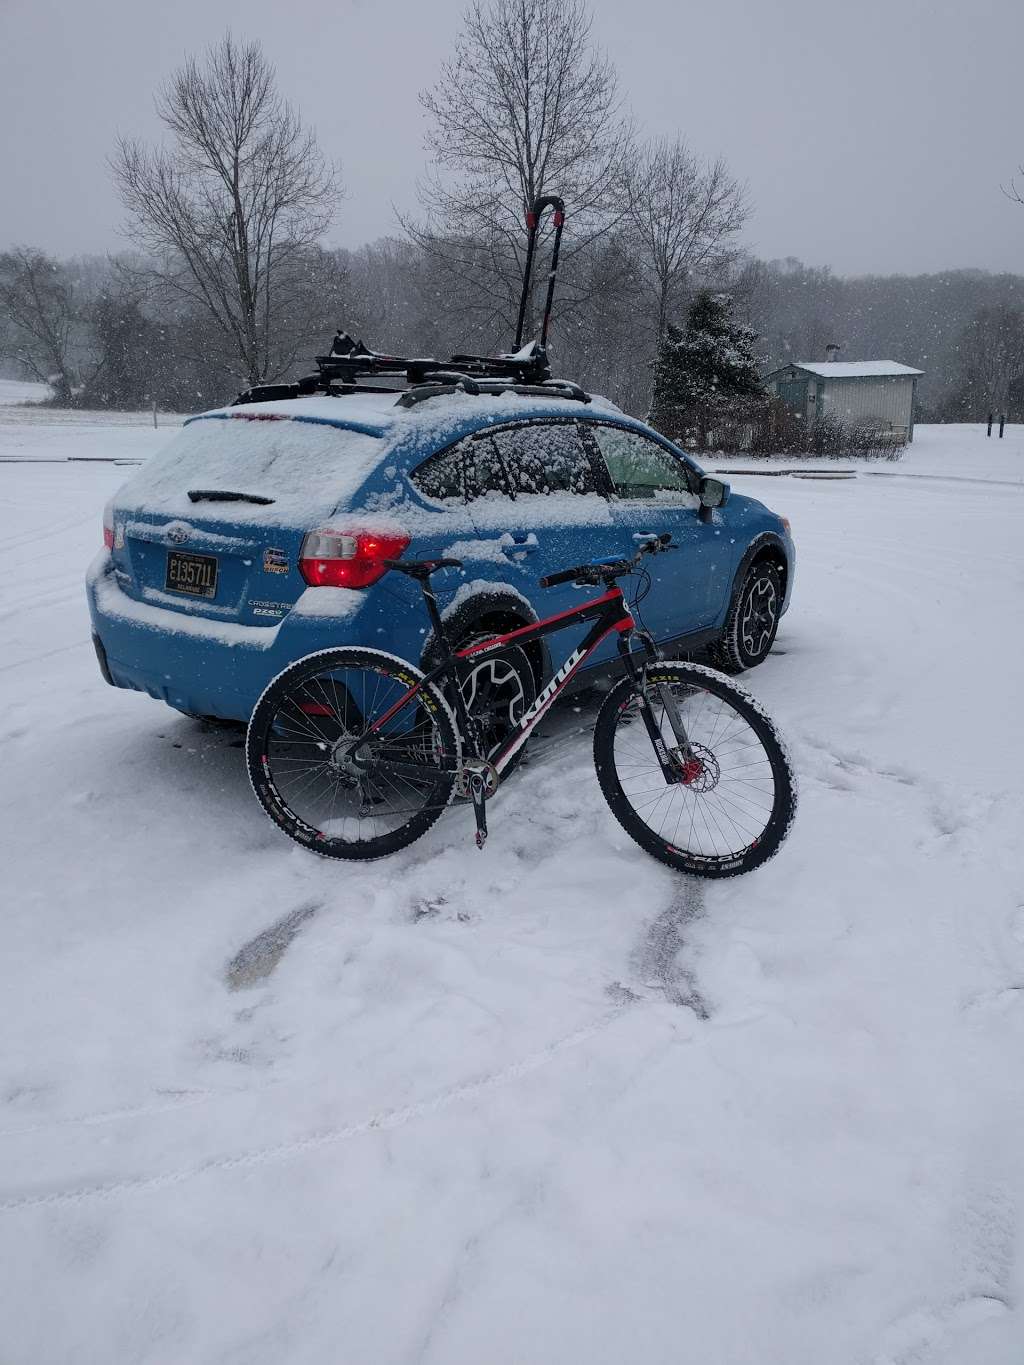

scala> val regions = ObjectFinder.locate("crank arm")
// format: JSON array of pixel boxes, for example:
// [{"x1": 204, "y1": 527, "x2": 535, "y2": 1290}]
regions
[{"x1": 469, "y1": 772, "x2": 489, "y2": 849}]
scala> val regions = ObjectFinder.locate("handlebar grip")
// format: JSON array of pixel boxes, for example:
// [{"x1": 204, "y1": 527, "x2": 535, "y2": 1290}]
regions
[{"x1": 539, "y1": 564, "x2": 589, "y2": 589}]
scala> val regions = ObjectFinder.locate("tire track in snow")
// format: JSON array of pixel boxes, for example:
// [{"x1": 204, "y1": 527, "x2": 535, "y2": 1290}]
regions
[
  {"x1": 0, "y1": 509, "x2": 96, "y2": 557},
  {"x1": 0, "y1": 1008, "x2": 627, "y2": 1214},
  {"x1": 633, "y1": 878, "x2": 710, "y2": 1017},
  {"x1": 0, "y1": 640, "x2": 89, "y2": 675},
  {"x1": 0, "y1": 1087, "x2": 247, "y2": 1141}
]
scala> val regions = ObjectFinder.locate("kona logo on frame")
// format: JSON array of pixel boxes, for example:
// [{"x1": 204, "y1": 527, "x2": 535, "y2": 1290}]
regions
[{"x1": 517, "y1": 647, "x2": 585, "y2": 729}]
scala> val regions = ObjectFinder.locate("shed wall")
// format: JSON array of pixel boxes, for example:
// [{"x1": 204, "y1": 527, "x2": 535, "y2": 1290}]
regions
[{"x1": 821, "y1": 376, "x2": 915, "y2": 437}]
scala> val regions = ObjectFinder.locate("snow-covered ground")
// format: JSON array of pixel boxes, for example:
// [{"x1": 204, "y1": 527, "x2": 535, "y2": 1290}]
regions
[
  {"x1": 0, "y1": 378, "x2": 50, "y2": 405},
  {"x1": 1, "y1": 420, "x2": 1022, "y2": 1364},
  {"x1": 713, "y1": 419, "x2": 1024, "y2": 486},
  {"x1": 0, "y1": 393, "x2": 184, "y2": 466}
]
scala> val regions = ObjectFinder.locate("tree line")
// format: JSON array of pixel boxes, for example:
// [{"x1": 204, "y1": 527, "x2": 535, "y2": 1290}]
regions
[{"x1": 1, "y1": 4, "x2": 1022, "y2": 422}]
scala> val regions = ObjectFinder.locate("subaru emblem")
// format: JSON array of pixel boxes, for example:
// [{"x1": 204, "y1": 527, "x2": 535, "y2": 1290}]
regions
[{"x1": 167, "y1": 525, "x2": 189, "y2": 545}]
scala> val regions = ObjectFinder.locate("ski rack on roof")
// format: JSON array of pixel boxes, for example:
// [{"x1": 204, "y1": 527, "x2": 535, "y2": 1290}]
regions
[{"x1": 232, "y1": 196, "x2": 591, "y2": 409}]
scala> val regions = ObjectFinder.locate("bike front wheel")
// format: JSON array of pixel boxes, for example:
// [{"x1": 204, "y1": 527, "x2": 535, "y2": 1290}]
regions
[
  {"x1": 246, "y1": 648, "x2": 459, "y2": 860},
  {"x1": 593, "y1": 662, "x2": 796, "y2": 877}
]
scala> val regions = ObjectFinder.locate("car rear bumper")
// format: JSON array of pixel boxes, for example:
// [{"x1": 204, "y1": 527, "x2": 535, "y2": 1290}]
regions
[{"x1": 86, "y1": 551, "x2": 368, "y2": 721}]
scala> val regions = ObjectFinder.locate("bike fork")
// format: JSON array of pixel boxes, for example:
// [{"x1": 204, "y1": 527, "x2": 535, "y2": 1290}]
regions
[{"x1": 618, "y1": 639, "x2": 691, "y2": 785}]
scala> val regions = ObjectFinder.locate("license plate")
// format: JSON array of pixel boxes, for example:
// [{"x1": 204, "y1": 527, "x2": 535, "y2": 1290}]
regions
[{"x1": 165, "y1": 550, "x2": 218, "y2": 599}]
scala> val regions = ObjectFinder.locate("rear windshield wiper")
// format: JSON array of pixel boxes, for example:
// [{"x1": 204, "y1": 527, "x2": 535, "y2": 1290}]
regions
[{"x1": 187, "y1": 489, "x2": 275, "y2": 505}]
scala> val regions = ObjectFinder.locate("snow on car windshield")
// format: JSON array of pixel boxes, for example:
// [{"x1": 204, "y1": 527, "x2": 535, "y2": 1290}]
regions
[{"x1": 117, "y1": 415, "x2": 385, "y2": 525}]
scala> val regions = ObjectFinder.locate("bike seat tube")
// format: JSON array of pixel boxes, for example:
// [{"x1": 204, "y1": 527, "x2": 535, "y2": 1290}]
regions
[{"x1": 419, "y1": 578, "x2": 449, "y2": 651}]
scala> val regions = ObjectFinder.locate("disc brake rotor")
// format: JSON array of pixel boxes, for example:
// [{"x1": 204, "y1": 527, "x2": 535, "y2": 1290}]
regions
[{"x1": 675, "y1": 741, "x2": 720, "y2": 792}]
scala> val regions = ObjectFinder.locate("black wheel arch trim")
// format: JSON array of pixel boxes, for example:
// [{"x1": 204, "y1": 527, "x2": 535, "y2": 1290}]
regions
[
  {"x1": 420, "y1": 586, "x2": 552, "y2": 685},
  {"x1": 727, "y1": 532, "x2": 789, "y2": 613}
]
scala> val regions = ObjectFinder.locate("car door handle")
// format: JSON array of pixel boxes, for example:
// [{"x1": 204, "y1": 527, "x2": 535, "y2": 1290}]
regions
[
  {"x1": 633, "y1": 531, "x2": 659, "y2": 542},
  {"x1": 508, "y1": 533, "x2": 538, "y2": 554}
]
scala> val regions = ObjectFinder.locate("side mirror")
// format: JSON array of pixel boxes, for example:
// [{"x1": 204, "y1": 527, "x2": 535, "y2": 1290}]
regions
[{"x1": 698, "y1": 476, "x2": 730, "y2": 513}]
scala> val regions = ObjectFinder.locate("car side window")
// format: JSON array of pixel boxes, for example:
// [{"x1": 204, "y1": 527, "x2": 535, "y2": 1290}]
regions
[
  {"x1": 464, "y1": 437, "x2": 513, "y2": 502},
  {"x1": 487, "y1": 423, "x2": 598, "y2": 497},
  {"x1": 590, "y1": 426, "x2": 695, "y2": 500},
  {"x1": 410, "y1": 444, "x2": 465, "y2": 502}
]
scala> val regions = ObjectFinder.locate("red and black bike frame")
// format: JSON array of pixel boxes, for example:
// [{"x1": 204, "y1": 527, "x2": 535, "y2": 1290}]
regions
[{"x1": 357, "y1": 575, "x2": 685, "y2": 787}]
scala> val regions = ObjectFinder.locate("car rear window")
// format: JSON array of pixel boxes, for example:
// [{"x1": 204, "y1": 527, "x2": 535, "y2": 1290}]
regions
[{"x1": 120, "y1": 415, "x2": 385, "y2": 524}]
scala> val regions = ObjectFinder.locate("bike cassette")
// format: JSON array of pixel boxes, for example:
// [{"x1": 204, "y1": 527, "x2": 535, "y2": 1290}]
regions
[{"x1": 455, "y1": 759, "x2": 499, "y2": 799}]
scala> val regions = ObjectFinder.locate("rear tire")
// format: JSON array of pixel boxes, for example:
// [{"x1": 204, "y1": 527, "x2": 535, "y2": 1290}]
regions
[
  {"x1": 246, "y1": 648, "x2": 459, "y2": 860},
  {"x1": 593, "y1": 661, "x2": 796, "y2": 877}
]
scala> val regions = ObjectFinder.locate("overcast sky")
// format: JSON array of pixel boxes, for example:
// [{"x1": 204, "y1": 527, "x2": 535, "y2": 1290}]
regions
[{"x1": 2, "y1": 0, "x2": 1022, "y2": 276}]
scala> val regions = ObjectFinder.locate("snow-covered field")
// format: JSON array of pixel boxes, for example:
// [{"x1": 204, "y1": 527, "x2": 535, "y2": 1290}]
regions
[
  {"x1": 0, "y1": 378, "x2": 50, "y2": 405},
  {"x1": 1, "y1": 418, "x2": 1022, "y2": 1364}
]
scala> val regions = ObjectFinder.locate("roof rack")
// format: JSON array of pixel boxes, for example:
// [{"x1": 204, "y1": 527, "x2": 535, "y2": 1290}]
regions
[
  {"x1": 395, "y1": 377, "x2": 590, "y2": 409},
  {"x1": 232, "y1": 196, "x2": 590, "y2": 409}
]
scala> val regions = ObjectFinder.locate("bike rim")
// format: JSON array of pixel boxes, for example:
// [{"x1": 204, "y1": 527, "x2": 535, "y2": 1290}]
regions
[
  {"x1": 258, "y1": 664, "x2": 450, "y2": 845},
  {"x1": 613, "y1": 680, "x2": 779, "y2": 863}
]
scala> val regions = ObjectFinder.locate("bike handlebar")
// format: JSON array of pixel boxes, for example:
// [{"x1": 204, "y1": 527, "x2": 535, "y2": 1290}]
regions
[{"x1": 538, "y1": 533, "x2": 672, "y2": 590}]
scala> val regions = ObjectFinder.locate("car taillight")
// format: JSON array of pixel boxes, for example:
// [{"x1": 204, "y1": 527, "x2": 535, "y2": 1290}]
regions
[
  {"x1": 103, "y1": 502, "x2": 115, "y2": 550},
  {"x1": 299, "y1": 529, "x2": 411, "y2": 589}
]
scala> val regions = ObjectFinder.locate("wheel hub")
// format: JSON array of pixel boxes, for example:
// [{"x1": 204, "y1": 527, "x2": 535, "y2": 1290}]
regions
[
  {"x1": 674, "y1": 742, "x2": 720, "y2": 792},
  {"x1": 330, "y1": 735, "x2": 373, "y2": 782}
]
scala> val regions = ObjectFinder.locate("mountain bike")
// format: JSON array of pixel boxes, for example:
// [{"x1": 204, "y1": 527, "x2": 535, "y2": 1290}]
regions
[{"x1": 245, "y1": 536, "x2": 797, "y2": 877}]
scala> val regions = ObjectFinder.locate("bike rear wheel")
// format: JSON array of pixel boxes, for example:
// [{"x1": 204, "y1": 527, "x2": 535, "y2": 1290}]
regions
[
  {"x1": 246, "y1": 648, "x2": 459, "y2": 860},
  {"x1": 593, "y1": 662, "x2": 796, "y2": 877}
]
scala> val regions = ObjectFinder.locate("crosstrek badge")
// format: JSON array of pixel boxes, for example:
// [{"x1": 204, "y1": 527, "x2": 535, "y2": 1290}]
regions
[
  {"x1": 250, "y1": 599, "x2": 288, "y2": 618},
  {"x1": 263, "y1": 547, "x2": 289, "y2": 574}
]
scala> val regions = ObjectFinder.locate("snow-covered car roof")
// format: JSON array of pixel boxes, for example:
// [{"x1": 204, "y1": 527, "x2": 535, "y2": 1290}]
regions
[{"x1": 190, "y1": 389, "x2": 629, "y2": 461}]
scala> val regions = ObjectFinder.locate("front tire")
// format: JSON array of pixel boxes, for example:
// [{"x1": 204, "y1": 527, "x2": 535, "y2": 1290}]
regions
[
  {"x1": 710, "y1": 562, "x2": 783, "y2": 673},
  {"x1": 593, "y1": 662, "x2": 796, "y2": 877}
]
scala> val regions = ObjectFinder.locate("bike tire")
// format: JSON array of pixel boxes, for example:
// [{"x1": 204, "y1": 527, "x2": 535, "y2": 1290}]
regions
[
  {"x1": 593, "y1": 661, "x2": 796, "y2": 877},
  {"x1": 246, "y1": 647, "x2": 460, "y2": 861}
]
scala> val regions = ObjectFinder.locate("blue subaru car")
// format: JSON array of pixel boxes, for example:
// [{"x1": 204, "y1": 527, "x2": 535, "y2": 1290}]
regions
[{"x1": 86, "y1": 388, "x2": 794, "y2": 725}]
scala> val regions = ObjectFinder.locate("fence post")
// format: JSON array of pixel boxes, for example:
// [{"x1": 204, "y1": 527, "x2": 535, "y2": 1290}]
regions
[
  {"x1": 152, "y1": 399, "x2": 158, "y2": 429},
  {"x1": 999, "y1": 413, "x2": 1006, "y2": 438},
  {"x1": 987, "y1": 413, "x2": 993, "y2": 437}
]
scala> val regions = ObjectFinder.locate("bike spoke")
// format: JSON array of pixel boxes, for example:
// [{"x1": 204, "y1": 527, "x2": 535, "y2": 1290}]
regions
[
  {"x1": 261, "y1": 662, "x2": 449, "y2": 845},
  {"x1": 611, "y1": 678, "x2": 780, "y2": 863}
]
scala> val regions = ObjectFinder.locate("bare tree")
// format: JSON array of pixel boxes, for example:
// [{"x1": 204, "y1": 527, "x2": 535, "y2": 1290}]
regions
[
  {"x1": 408, "y1": 0, "x2": 633, "y2": 348},
  {"x1": 111, "y1": 34, "x2": 340, "y2": 387},
  {"x1": 947, "y1": 304, "x2": 1024, "y2": 417},
  {"x1": 0, "y1": 248, "x2": 84, "y2": 401},
  {"x1": 625, "y1": 137, "x2": 749, "y2": 341}
]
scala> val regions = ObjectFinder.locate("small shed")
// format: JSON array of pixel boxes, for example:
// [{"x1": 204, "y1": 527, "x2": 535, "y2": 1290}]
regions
[{"x1": 764, "y1": 361, "x2": 923, "y2": 442}]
